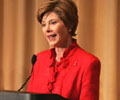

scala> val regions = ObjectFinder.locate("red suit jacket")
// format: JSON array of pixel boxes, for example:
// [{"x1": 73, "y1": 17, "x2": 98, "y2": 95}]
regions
[{"x1": 27, "y1": 40, "x2": 101, "y2": 100}]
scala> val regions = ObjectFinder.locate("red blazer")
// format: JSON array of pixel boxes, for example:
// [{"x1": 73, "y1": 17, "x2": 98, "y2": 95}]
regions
[{"x1": 27, "y1": 40, "x2": 101, "y2": 100}]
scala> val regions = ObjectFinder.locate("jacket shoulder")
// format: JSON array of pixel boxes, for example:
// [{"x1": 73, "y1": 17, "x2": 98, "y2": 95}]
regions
[
  {"x1": 74, "y1": 47, "x2": 101, "y2": 73},
  {"x1": 75, "y1": 47, "x2": 100, "y2": 64}
]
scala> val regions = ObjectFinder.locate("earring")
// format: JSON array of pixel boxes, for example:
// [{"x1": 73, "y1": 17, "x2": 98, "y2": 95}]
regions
[{"x1": 68, "y1": 29, "x2": 72, "y2": 32}]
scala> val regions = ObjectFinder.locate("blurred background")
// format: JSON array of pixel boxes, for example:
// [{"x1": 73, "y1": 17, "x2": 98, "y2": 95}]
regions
[{"x1": 0, "y1": 0, "x2": 120, "y2": 100}]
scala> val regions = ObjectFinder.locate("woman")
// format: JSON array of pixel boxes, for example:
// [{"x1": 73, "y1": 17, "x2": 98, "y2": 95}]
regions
[{"x1": 27, "y1": 0, "x2": 101, "y2": 100}]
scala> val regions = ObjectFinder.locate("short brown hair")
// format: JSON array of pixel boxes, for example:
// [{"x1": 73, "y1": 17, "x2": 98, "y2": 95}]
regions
[{"x1": 37, "y1": 0, "x2": 78, "y2": 36}]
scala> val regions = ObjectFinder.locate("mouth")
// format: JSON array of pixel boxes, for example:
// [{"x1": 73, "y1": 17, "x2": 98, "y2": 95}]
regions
[{"x1": 47, "y1": 34, "x2": 57, "y2": 41}]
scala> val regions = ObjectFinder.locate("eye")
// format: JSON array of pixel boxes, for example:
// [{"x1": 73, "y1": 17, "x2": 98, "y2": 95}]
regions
[
  {"x1": 50, "y1": 21, "x2": 57, "y2": 25},
  {"x1": 41, "y1": 23, "x2": 46, "y2": 27}
]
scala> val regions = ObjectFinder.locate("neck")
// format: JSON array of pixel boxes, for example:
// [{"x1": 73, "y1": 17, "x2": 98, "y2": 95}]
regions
[
  {"x1": 55, "y1": 37, "x2": 72, "y2": 62},
  {"x1": 55, "y1": 48, "x2": 66, "y2": 62}
]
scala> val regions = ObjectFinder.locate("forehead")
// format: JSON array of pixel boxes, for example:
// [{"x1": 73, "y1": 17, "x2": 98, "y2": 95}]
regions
[{"x1": 42, "y1": 12, "x2": 60, "y2": 22}]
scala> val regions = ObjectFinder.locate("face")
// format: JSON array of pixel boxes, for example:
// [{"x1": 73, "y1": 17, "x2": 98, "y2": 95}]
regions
[{"x1": 41, "y1": 12, "x2": 72, "y2": 48}]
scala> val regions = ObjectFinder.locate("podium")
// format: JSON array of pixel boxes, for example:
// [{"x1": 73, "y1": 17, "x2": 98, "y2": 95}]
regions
[{"x1": 0, "y1": 91, "x2": 67, "y2": 100}]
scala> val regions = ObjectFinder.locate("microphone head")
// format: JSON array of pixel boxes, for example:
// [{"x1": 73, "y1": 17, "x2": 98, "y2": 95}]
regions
[{"x1": 31, "y1": 54, "x2": 37, "y2": 66}]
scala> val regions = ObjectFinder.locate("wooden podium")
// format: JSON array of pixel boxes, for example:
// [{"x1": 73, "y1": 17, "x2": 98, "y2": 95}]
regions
[{"x1": 0, "y1": 91, "x2": 67, "y2": 100}]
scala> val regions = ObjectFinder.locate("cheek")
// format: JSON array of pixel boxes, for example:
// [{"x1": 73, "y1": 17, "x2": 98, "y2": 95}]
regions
[
  {"x1": 55, "y1": 25, "x2": 67, "y2": 34},
  {"x1": 42, "y1": 28, "x2": 46, "y2": 36},
  {"x1": 58, "y1": 27, "x2": 68, "y2": 37}
]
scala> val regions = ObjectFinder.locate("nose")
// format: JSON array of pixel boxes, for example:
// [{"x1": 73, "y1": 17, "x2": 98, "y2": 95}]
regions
[{"x1": 46, "y1": 24, "x2": 52, "y2": 33}]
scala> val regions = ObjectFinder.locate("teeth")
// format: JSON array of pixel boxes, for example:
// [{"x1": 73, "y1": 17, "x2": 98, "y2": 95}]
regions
[
  {"x1": 48, "y1": 34, "x2": 56, "y2": 41},
  {"x1": 49, "y1": 36, "x2": 53, "y2": 39}
]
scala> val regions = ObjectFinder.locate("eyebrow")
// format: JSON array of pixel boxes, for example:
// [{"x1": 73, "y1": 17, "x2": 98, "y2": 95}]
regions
[{"x1": 42, "y1": 18, "x2": 58, "y2": 24}]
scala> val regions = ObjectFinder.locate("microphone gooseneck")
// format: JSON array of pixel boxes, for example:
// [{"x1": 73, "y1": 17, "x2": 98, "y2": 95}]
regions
[{"x1": 17, "y1": 54, "x2": 37, "y2": 92}]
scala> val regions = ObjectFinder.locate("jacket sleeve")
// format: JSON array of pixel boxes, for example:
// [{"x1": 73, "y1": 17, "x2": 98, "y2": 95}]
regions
[{"x1": 79, "y1": 59, "x2": 101, "y2": 100}]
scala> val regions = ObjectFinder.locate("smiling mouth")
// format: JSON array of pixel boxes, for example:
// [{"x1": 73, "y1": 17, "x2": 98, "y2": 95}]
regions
[{"x1": 47, "y1": 34, "x2": 57, "y2": 41}]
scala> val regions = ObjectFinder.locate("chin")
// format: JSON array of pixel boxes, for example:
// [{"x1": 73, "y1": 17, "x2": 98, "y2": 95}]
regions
[
  {"x1": 49, "y1": 43, "x2": 56, "y2": 48},
  {"x1": 50, "y1": 44, "x2": 57, "y2": 48},
  {"x1": 49, "y1": 41, "x2": 59, "y2": 48}
]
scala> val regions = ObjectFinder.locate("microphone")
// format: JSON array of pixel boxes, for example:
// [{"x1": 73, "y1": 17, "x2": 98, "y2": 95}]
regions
[
  {"x1": 17, "y1": 54, "x2": 37, "y2": 92},
  {"x1": 32, "y1": 54, "x2": 37, "y2": 65}
]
